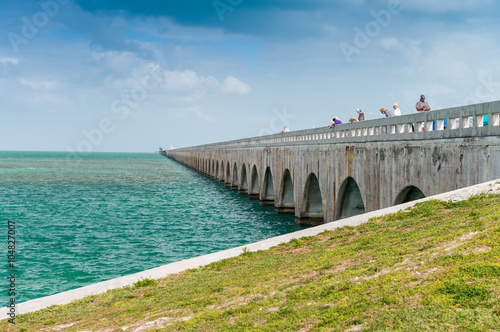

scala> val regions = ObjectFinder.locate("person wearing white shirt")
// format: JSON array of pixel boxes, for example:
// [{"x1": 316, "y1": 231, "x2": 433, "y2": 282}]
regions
[{"x1": 393, "y1": 103, "x2": 401, "y2": 116}]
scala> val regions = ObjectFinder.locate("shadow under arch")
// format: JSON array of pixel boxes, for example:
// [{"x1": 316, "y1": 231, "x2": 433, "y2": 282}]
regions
[
  {"x1": 219, "y1": 161, "x2": 225, "y2": 183},
  {"x1": 248, "y1": 165, "x2": 259, "y2": 199},
  {"x1": 260, "y1": 167, "x2": 275, "y2": 206},
  {"x1": 215, "y1": 161, "x2": 219, "y2": 180},
  {"x1": 394, "y1": 185, "x2": 425, "y2": 205},
  {"x1": 239, "y1": 164, "x2": 248, "y2": 194},
  {"x1": 335, "y1": 177, "x2": 365, "y2": 220},
  {"x1": 231, "y1": 163, "x2": 239, "y2": 190},
  {"x1": 297, "y1": 173, "x2": 324, "y2": 225},
  {"x1": 276, "y1": 169, "x2": 294, "y2": 214},
  {"x1": 225, "y1": 161, "x2": 230, "y2": 185}
]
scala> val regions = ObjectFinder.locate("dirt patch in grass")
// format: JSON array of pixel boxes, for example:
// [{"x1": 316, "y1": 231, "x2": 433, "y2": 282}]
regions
[
  {"x1": 439, "y1": 231, "x2": 480, "y2": 252},
  {"x1": 122, "y1": 315, "x2": 193, "y2": 331},
  {"x1": 42, "y1": 323, "x2": 75, "y2": 331},
  {"x1": 324, "y1": 258, "x2": 366, "y2": 274}
]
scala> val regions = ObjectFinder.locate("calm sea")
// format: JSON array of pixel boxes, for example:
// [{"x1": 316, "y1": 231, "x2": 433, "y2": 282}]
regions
[{"x1": 0, "y1": 151, "x2": 306, "y2": 304}]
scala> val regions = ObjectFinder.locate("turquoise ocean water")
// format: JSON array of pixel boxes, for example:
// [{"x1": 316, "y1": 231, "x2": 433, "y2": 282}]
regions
[{"x1": 0, "y1": 151, "x2": 306, "y2": 305}]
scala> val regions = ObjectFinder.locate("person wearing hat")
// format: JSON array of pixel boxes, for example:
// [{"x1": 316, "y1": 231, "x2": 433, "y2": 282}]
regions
[
  {"x1": 393, "y1": 103, "x2": 401, "y2": 116},
  {"x1": 356, "y1": 108, "x2": 365, "y2": 121},
  {"x1": 416, "y1": 95, "x2": 430, "y2": 112},
  {"x1": 328, "y1": 116, "x2": 342, "y2": 128},
  {"x1": 380, "y1": 108, "x2": 394, "y2": 117}
]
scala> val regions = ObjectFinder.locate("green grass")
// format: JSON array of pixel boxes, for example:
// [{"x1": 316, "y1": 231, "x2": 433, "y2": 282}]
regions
[{"x1": 4, "y1": 194, "x2": 500, "y2": 331}]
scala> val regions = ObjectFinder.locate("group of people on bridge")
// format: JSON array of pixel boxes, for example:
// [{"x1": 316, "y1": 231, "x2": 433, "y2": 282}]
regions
[{"x1": 328, "y1": 95, "x2": 431, "y2": 129}]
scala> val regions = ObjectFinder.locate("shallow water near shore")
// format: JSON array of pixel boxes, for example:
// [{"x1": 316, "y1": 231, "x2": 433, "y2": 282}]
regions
[{"x1": 0, "y1": 151, "x2": 306, "y2": 304}]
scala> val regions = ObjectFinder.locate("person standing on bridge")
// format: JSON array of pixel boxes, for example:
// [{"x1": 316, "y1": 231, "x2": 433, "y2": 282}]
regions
[
  {"x1": 416, "y1": 95, "x2": 431, "y2": 112},
  {"x1": 357, "y1": 108, "x2": 365, "y2": 121},
  {"x1": 393, "y1": 103, "x2": 401, "y2": 116}
]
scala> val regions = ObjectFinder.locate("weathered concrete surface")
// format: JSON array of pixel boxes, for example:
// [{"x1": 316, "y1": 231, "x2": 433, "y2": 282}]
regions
[
  {"x1": 166, "y1": 101, "x2": 500, "y2": 224},
  {"x1": 3, "y1": 178, "x2": 500, "y2": 319}
]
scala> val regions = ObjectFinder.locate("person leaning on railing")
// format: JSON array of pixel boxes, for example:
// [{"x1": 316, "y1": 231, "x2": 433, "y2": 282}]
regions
[
  {"x1": 380, "y1": 108, "x2": 394, "y2": 117},
  {"x1": 329, "y1": 117, "x2": 342, "y2": 128}
]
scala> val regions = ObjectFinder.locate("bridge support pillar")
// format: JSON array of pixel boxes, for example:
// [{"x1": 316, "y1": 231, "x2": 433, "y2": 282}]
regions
[
  {"x1": 295, "y1": 215, "x2": 324, "y2": 226},
  {"x1": 274, "y1": 206, "x2": 295, "y2": 214},
  {"x1": 248, "y1": 194, "x2": 259, "y2": 200},
  {"x1": 238, "y1": 189, "x2": 248, "y2": 194},
  {"x1": 259, "y1": 199, "x2": 275, "y2": 206}
]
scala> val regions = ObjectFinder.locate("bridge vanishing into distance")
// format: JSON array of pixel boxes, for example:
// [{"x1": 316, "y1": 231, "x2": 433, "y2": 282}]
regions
[{"x1": 163, "y1": 101, "x2": 500, "y2": 225}]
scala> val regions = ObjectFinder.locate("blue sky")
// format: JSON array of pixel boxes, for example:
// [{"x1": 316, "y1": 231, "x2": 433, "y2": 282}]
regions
[{"x1": 1, "y1": 0, "x2": 500, "y2": 152}]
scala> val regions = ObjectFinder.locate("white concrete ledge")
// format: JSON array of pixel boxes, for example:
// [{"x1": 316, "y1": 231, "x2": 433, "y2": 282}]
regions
[{"x1": 3, "y1": 178, "x2": 500, "y2": 319}]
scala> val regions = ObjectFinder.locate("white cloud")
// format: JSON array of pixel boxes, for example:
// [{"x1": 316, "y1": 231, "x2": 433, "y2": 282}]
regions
[
  {"x1": 406, "y1": 0, "x2": 494, "y2": 13},
  {"x1": 167, "y1": 106, "x2": 215, "y2": 123},
  {"x1": 321, "y1": 22, "x2": 339, "y2": 37},
  {"x1": 221, "y1": 76, "x2": 252, "y2": 95},
  {"x1": 379, "y1": 37, "x2": 402, "y2": 50},
  {"x1": 19, "y1": 78, "x2": 59, "y2": 90},
  {"x1": 161, "y1": 70, "x2": 251, "y2": 95},
  {"x1": 163, "y1": 70, "x2": 216, "y2": 91},
  {"x1": 0, "y1": 58, "x2": 19, "y2": 65}
]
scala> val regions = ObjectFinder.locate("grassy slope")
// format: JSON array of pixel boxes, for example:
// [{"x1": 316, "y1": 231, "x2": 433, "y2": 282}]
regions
[{"x1": 4, "y1": 193, "x2": 500, "y2": 331}]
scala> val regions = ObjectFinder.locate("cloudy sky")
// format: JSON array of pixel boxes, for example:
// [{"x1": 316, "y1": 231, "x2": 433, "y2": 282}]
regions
[{"x1": 1, "y1": 0, "x2": 500, "y2": 152}]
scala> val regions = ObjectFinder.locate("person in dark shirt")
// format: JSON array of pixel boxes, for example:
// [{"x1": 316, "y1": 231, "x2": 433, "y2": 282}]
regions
[{"x1": 357, "y1": 108, "x2": 365, "y2": 121}]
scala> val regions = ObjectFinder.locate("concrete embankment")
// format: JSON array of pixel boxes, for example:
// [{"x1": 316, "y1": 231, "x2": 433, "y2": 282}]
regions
[{"x1": 2, "y1": 178, "x2": 500, "y2": 319}]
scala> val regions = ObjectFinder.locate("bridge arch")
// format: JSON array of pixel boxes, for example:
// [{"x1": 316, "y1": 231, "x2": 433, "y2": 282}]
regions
[
  {"x1": 225, "y1": 161, "x2": 230, "y2": 183},
  {"x1": 260, "y1": 167, "x2": 275, "y2": 206},
  {"x1": 239, "y1": 164, "x2": 248, "y2": 193},
  {"x1": 394, "y1": 185, "x2": 425, "y2": 205},
  {"x1": 298, "y1": 172, "x2": 324, "y2": 224},
  {"x1": 276, "y1": 169, "x2": 294, "y2": 214},
  {"x1": 248, "y1": 165, "x2": 259, "y2": 199},
  {"x1": 335, "y1": 177, "x2": 365, "y2": 220},
  {"x1": 220, "y1": 161, "x2": 225, "y2": 182},
  {"x1": 231, "y1": 163, "x2": 239, "y2": 189}
]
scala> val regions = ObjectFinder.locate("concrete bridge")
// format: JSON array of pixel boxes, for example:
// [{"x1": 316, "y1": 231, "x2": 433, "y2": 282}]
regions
[{"x1": 164, "y1": 101, "x2": 500, "y2": 225}]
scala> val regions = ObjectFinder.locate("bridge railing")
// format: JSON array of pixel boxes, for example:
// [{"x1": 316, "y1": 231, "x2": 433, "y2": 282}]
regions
[{"x1": 173, "y1": 100, "x2": 500, "y2": 151}]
